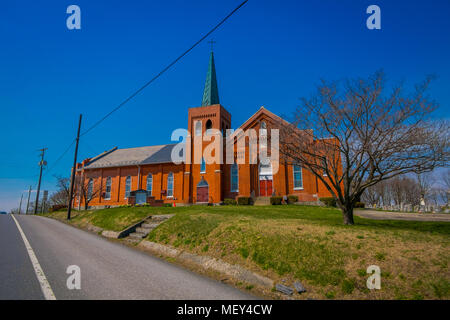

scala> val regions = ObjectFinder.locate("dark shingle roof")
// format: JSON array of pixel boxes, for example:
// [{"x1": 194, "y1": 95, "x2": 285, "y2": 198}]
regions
[{"x1": 83, "y1": 144, "x2": 183, "y2": 169}]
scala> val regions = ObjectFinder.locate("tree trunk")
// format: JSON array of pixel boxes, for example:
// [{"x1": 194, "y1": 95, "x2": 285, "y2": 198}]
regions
[
  {"x1": 342, "y1": 205, "x2": 355, "y2": 225},
  {"x1": 84, "y1": 202, "x2": 88, "y2": 211}
]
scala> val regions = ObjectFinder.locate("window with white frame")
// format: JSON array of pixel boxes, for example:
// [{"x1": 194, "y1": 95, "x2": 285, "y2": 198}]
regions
[
  {"x1": 200, "y1": 157, "x2": 206, "y2": 173},
  {"x1": 146, "y1": 174, "x2": 152, "y2": 195},
  {"x1": 195, "y1": 121, "x2": 202, "y2": 136},
  {"x1": 167, "y1": 172, "x2": 174, "y2": 197},
  {"x1": 125, "y1": 176, "x2": 131, "y2": 198},
  {"x1": 230, "y1": 164, "x2": 239, "y2": 192},
  {"x1": 87, "y1": 178, "x2": 93, "y2": 199},
  {"x1": 322, "y1": 158, "x2": 328, "y2": 176},
  {"x1": 104, "y1": 177, "x2": 112, "y2": 200},
  {"x1": 293, "y1": 165, "x2": 303, "y2": 190}
]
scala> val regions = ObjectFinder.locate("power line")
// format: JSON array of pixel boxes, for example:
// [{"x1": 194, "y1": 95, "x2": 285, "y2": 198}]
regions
[
  {"x1": 43, "y1": 138, "x2": 76, "y2": 177},
  {"x1": 33, "y1": 0, "x2": 248, "y2": 182},
  {"x1": 80, "y1": 0, "x2": 248, "y2": 137}
]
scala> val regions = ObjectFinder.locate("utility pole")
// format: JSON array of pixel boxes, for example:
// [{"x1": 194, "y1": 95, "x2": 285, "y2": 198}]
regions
[
  {"x1": 25, "y1": 186, "x2": 32, "y2": 215},
  {"x1": 18, "y1": 193, "x2": 23, "y2": 214},
  {"x1": 34, "y1": 148, "x2": 47, "y2": 214},
  {"x1": 67, "y1": 114, "x2": 82, "y2": 220}
]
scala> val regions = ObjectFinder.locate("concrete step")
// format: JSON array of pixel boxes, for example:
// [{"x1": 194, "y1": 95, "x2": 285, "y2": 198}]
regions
[
  {"x1": 129, "y1": 232, "x2": 146, "y2": 239},
  {"x1": 135, "y1": 227, "x2": 152, "y2": 233},
  {"x1": 254, "y1": 197, "x2": 271, "y2": 206},
  {"x1": 151, "y1": 215, "x2": 173, "y2": 222},
  {"x1": 142, "y1": 223, "x2": 159, "y2": 229}
]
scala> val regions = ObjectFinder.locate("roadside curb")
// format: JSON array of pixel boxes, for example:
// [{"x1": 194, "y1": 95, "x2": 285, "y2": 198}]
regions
[{"x1": 138, "y1": 241, "x2": 274, "y2": 289}]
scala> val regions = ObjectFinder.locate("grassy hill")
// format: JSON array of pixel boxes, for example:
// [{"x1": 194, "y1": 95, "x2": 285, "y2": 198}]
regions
[{"x1": 45, "y1": 205, "x2": 450, "y2": 299}]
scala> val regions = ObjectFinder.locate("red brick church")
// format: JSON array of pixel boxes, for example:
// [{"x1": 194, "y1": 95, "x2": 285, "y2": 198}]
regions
[{"x1": 73, "y1": 51, "x2": 335, "y2": 208}]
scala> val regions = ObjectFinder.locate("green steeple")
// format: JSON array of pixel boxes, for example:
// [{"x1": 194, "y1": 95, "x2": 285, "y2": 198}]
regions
[{"x1": 201, "y1": 51, "x2": 220, "y2": 106}]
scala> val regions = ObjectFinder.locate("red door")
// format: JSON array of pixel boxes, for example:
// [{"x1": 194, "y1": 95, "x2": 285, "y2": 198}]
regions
[
  {"x1": 197, "y1": 186, "x2": 209, "y2": 203},
  {"x1": 259, "y1": 180, "x2": 273, "y2": 196}
]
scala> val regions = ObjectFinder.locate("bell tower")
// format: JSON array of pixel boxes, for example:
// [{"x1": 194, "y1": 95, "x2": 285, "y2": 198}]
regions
[{"x1": 183, "y1": 48, "x2": 231, "y2": 204}]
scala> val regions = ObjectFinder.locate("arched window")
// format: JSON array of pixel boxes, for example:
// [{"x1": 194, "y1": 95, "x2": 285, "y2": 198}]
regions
[
  {"x1": 293, "y1": 165, "x2": 303, "y2": 190},
  {"x1": 206, "y1": 119, "x2": 212, "y2": 130},
  {"x1": 125, "y1": 176, "x2": 131, "y2": 198},
  {"x1": 87, "y1": 178, "x2": 93, "y2": 199},
  {"x1": 105, "y1": 177, "x2": 112, "y2": 200},
  {"x1": 230, "y1": 164, "x2": 238, "y2": 192},
  {"x1": 200, "y1": 157, "x2": 206, "y2": 173},
  {"x1": 195, "y1": 121, "x2": 202, "y2": 136},
  {"x1": 146, "y1": 174, "x2": 153, "y2": 195},
  {"x1": 167, "y1": 172, "x2": 174, "y2": 197}
]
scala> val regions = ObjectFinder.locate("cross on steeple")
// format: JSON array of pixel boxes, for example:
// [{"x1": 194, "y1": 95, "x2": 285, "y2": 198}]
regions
[{"x1": 208, "y1": 39, "x2": 216, "y2": 52}]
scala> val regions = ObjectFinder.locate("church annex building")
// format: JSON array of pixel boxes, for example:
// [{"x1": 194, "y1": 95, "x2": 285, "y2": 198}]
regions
[{"x1": 73, "y1": 52, "x2": 336, "y2": 208}]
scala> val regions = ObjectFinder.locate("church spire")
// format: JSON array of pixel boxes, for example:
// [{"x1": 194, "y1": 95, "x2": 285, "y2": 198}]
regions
[{"x1": 201, "y1": 48, "x2": 220, "y2": 106}]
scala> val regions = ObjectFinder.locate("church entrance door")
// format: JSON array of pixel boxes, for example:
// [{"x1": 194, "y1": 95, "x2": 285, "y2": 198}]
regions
[
  {"x1": 259, "y1": 177, "x2": 273, "y2": 196},
  {"x1": 196, "y1": 178, "x2": 209, "y2": 203},
  {"x1": 259, "y1": 162, "x2": 273, "y2": 197}
]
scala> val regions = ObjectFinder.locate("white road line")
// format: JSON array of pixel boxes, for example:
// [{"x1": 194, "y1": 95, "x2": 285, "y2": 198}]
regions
[{"x1": 11, "y1": 215, "x2": 56, "y2": 300}]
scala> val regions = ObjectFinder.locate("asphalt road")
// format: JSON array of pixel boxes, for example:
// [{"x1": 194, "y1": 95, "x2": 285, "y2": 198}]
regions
[{"x1": 0, "y1": 214, "x2": 254, "y2": 300}]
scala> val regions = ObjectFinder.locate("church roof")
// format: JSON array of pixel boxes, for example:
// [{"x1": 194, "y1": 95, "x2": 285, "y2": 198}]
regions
[
  {"x1": 83, "y1": 144, "x2": 182, "y2": 169},
  {"x1": 201, "y1": 51, "x2": 220, "y2": 106}
]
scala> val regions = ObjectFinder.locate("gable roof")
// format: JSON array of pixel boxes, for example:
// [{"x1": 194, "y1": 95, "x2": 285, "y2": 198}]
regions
[{"x1": 83, "y1": 144, "x2": 182, "y2": 169}]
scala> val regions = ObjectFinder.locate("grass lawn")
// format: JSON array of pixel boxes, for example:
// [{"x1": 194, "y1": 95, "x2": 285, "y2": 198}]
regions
[
  {"x1": 42, "y1": 206, "x2": 151, "y2": 231},
  {"x1": 44, "y1": 205, "x2": 449, "y2": 299}
]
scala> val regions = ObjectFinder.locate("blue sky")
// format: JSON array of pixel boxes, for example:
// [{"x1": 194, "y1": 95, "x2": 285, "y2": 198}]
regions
[{"x1": 0, "y1": 0, "x2": 449, "y2": 211}]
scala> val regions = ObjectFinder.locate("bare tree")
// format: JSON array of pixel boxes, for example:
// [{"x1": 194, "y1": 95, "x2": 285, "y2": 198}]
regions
[
  {"x1": 49, "y1": 189, "x2": 69, "y2": 207},
  {"x1": 279, "y1": 71, "x2": 449, "y2": 224},
  {"x1": 75, "y1": 176, "x2": 101, "y2": 210},
  {"x1": 436, "y1": 169, "x2": 450, "y2": 205},
  {"x1": 416, "y1": 172, "x2": 434, "y2": 206},
  {"x1": 49, "y1": 175, "x2": 71, "y2": 206},
  {"x1": 443, "y1": 169, "x2": 450, "y2": 190}
]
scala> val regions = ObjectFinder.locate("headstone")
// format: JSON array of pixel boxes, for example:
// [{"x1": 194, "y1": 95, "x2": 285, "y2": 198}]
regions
[
  {"x1": 293, "y1": 281, "x2": 306, "y2": 293},
  {"x1": 275, "y1": 284, "x2": 294, "y2": 295}
]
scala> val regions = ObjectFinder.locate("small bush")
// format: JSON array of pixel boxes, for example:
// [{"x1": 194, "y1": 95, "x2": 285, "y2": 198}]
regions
[
  {"x1": 287, "y1": 195, "x2": 298, "y2": 204},
  {"x1": 354, "y1": 202, "x2": 365, "y2": 208},
  {"x1": 163, "y1": 203, "x2": 173, "y2": 207},
  {"x1": 237, "y1": 197, "x2": 253, "y2": 205},
  {"x1": 50, "y1": 204, "x2": 67, "y2": 212},
  {"x1": 319, "y1": 197, "x2": 337, "y2": 207},
  {"x1": 223, "y1": 198, "x2": 237, "y2": 205},
  {"x1": 270, "y1": 196, "x2": 283, "y2": 205}
]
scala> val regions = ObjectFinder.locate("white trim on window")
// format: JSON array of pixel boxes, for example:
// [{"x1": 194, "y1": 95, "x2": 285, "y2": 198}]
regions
[
  {"x1": 87, "y1": 178, "x2": 93, "y2": 199},
  {"x1": 293, "y1": 165, "x2": 303, "y2": 190},
  {"x1": 167, "y1": 172, "x2": 174, "y2": 197},
  {"x1": 230, "y1": 163, "x2": 239, "y2": 192},
  {"x1": 104, "y1": 176, "x2": 112, "y2": 200},
  {"x1": 322, "y1": 158, "x2": 328, "y2": 176},
  {"x1": 146, "y1": 173, "x2": 153, "y2": 195},
  {"x1": 125, "y1": 176, "x2": 131, "y2": 199}
]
